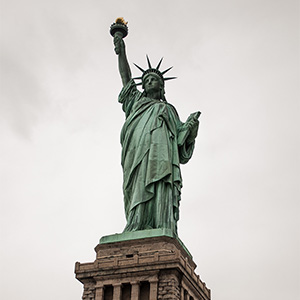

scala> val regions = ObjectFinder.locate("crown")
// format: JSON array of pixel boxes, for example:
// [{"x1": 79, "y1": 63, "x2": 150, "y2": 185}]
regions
[{"x1": 133, "y1": 56, "x2": 176, "y2": 86}]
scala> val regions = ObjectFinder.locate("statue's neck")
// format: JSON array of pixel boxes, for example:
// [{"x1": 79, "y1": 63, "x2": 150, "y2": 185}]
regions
[{"x1": 145, "y1": 91, "x2": 161, "y2": 100}]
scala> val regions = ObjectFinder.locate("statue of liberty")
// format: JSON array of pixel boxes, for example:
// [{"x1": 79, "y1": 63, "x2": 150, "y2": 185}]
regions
[{"x1": 111, "y1": 19, "x2": 200, "y2": 235}]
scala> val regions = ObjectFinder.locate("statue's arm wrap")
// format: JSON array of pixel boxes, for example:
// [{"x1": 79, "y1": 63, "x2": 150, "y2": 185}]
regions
[
  {"x1": 118, "y1": 79, "x2": 140, "y2": 117},
  {"x1": 179, "y1": 141, "x2": 195, "y2": 164}
]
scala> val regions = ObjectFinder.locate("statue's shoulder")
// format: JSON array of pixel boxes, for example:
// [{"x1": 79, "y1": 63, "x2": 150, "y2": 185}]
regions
[{"x1": 166, "y1": 102, "x2": 179, "y2": 117}]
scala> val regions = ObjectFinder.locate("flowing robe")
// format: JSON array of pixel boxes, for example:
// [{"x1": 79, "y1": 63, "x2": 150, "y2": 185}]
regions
[{"x1": 119, "y1": 80, "x2": 197, "y2": 234}]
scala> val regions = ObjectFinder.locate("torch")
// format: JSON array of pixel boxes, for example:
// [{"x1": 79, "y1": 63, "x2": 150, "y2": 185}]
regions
[{"x1": 110, "y1": 17, "x2": 128, "y2": 39}]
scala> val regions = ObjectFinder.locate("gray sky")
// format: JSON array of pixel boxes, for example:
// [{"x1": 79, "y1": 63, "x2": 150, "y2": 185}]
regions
[{"x1": 1, "y1": 0, "x2": 299, "y2": 299}]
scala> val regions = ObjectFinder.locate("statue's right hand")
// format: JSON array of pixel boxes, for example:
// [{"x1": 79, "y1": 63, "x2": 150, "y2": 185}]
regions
[{"x1": 114, "y1": 34, "x2": 125, "y2": 55}]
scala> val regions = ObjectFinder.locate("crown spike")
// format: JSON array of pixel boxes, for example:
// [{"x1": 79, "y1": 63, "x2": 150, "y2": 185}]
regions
[
  {"x1": 133, "y1": 63, "x2": 145, "y2": 73},
  {"x1": 146, "y1": 55, "x2": 152, "y2": 68},
  {"x1": 135, "y1": 82, "x2": 143, "y2": 86},
  {"x1": 161, "y1": 66, "x2": 173, "y2": 75},
  {"x1": 156, "y1": 57, "x2": 163, "y2": 70},
  {"x1": 164, "y1": 77, "x2": 177, "y2": 81}
]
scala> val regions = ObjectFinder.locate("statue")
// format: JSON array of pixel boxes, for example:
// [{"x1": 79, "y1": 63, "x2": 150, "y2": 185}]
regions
[{"x1": 110, "y1": 18, "x2": 200, "y2": 235}]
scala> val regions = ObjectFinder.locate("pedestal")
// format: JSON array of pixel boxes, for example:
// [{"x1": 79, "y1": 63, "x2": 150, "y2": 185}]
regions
[{"x1": 75, "y1": 231, "x2": 210, "y2": 300}]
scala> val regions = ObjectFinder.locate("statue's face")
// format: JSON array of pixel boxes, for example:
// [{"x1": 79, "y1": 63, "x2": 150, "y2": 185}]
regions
[{"x1": 143, "y1": 74, "x2": 162, "y2": 93}]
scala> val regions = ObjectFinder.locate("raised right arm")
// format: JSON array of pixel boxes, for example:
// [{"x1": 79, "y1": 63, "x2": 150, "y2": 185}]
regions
[{"x1": 114, "y1": 32, "x2": 132, "y2": 86}]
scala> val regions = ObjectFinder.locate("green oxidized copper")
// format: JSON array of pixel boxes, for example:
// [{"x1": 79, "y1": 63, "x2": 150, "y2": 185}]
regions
[{"x1": 111, "y1": 18, "x2": 200, "y2": 237}]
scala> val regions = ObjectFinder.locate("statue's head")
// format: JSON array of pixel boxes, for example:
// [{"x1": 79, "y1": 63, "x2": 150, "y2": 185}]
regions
[
  {"x1": 133, "y1": 56, "x2": 176, "y2": 101},
  {"x1": 142, "y1": 73, "x2": 165, "y2": 99}
]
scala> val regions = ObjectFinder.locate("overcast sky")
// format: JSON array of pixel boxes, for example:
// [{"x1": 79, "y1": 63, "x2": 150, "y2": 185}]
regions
[{"x1": 0, "y1": 0, "x2": 299, "y2": 299}]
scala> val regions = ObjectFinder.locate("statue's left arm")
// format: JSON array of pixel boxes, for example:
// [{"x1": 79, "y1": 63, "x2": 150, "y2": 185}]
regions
[{"x1": 177, "y1": 112, "x2": 200, "y2": 164}]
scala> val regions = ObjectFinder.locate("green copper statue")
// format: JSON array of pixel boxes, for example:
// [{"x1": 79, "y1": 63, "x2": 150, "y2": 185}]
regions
[{"x1": 110, "y1": 18, "x2": 200, "y2": 235}]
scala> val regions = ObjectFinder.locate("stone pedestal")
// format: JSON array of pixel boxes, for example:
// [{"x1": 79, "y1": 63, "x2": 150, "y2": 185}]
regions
[{"x1": 75, "y1": 232, "x2": 210, "y2": 300}]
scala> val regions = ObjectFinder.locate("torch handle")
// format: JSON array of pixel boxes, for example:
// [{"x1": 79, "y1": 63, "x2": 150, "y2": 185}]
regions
[{"x1": 113, "y1": 32, "x2": 125, "y2": 55}]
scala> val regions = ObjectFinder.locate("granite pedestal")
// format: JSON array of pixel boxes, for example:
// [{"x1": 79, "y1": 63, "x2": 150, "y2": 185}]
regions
[{"x1": 75, "y1": 230, "x2": 210, "y2": 300}]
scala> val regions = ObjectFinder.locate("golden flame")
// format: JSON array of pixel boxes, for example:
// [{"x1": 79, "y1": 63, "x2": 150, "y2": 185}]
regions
[{"x1": 115, "y1": 17, "x2": 128, "y2": 25}]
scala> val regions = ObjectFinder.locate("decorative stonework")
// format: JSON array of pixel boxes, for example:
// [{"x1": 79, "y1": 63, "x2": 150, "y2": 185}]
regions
[
  {"x1": 75, "y1": 236, "x2": 210, "y2": 300},
  {"x1": 158, "y1": 270, "x2": 181, "y2": 300}
]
